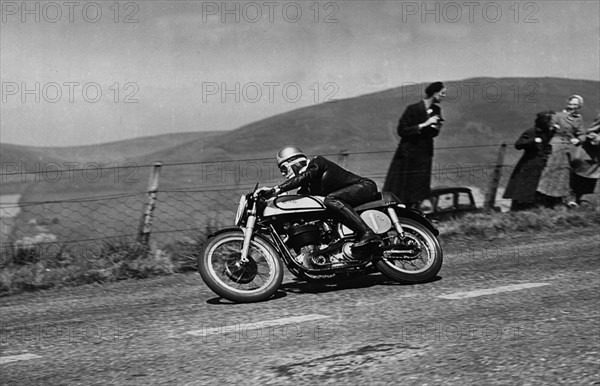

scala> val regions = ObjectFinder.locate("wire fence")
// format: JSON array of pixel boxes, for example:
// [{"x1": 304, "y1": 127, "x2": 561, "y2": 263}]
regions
[{"x1": 0, "y1": 144, "x2": 541, "y2": 262}]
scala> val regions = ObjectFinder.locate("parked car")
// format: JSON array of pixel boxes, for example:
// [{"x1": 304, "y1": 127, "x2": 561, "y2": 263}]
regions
[{"x1": 416, "y1": 186, "x2": 482, "y2": 222}]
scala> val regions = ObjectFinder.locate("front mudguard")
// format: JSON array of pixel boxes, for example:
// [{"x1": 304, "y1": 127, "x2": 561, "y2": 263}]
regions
[
  {"x1": 205, "y1": 227, "x2": 243, "y2": 240},
  {"x1": 393, "y1": 206, "x2": 439, "y2": 236}
]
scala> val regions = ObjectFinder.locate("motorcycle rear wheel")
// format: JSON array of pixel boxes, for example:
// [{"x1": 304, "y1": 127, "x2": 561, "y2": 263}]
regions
[
  {"x1": 376, "y1": 218, "x2": 443, "y2": 283},
  {"x1": 199, "y1": 230, "x2": 283, "y2": 303}
]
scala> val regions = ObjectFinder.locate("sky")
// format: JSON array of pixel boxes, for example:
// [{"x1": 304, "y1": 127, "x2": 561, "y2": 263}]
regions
[{"x1": 1, "y1": 0, "x2": 599, "y2": 147}]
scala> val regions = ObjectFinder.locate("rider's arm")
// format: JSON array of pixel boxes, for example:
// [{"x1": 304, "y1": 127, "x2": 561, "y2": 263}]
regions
[
  {"x1": 276, "y1": 158, "x2": 320, "y2": 194},
  {"x1": 276, "y1": 169, "x2": 310, "y2": 194}
]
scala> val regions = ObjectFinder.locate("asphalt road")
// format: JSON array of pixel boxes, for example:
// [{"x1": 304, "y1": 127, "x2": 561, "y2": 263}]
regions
[{"x1": 1, "y1": 227, "x2": 599, "y2": 385}]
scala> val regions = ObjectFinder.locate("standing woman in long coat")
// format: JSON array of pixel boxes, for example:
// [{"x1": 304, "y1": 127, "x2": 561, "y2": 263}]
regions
[
  {"x1": 503, "y1": 111, "x2": 555, "y2": 210},
  {"x1": 384, "y1": 82, "x2": 446, "y2": 208},
  {"x1": 537, "y1": 95, "x2": 586, "y2": 207}
]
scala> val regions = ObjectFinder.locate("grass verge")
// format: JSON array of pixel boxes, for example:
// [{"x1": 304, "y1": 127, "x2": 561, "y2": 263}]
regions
[
  {"x1": 0, "y1": 235, "x2": 206, "y2": 296},
  {"x1": 436, "y1": 206, "x2": 600, "y2": 240}
]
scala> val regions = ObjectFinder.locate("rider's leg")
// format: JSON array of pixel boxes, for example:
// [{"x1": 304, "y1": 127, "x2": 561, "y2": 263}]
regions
[{"x1": 325, "y1": 180, "x2": 381, "y2": 249}]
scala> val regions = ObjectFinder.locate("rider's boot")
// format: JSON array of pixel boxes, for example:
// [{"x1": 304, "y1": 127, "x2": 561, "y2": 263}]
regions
[
  {"x1": 324, "y1": 199, "x2": 381, "y2": 255},
  {"x1": 354, "y1": 229, "x2": 381, "y2": 249}
]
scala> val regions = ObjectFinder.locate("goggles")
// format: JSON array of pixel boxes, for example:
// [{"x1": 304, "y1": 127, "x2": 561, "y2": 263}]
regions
[
  {"x1": 279, "y1": 164, "x2": 290, "y2": 175},
  {"x1": 279, "y1": 157, "x2": 306, "y2": 178}
]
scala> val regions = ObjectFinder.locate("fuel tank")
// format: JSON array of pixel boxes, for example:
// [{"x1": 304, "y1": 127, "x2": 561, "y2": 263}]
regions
[{"x1": 263, "y1": 194, "x2": 327, "y2": 217}]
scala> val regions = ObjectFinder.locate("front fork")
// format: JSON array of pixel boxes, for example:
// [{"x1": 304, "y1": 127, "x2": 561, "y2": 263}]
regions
[
  {"x1": 387, "y1": 207, "x2": 405, "y2": 238},
  {"x1": 240, "y1": 214, "x2": 257, "y2": 263}
]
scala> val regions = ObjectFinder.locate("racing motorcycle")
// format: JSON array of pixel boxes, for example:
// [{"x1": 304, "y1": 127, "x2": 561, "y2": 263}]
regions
[{"x1": 198, "y1": 185, "x2": 443, "y2": 303}]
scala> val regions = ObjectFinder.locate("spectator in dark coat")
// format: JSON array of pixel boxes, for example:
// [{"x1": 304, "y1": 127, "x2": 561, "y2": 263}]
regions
[
  {"x1": 503, "y1": 111, "x2": 555, "y2": 210},
  {"x1": 383, "y1": 81, "x2": 446, "y2": 207}
]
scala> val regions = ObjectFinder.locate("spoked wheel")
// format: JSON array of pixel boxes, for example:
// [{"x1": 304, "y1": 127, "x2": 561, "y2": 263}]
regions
[
  {"x1": 376, "y1": 218, "x2": 443, "y2": 283},
  {"x1": 199, "y1": 230, "x2": 283, "y2": 303}
]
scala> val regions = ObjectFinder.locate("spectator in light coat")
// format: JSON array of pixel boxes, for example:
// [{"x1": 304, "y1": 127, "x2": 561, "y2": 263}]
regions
[{"x1": 537, "y1": 95, "x2": 586, "y2": 207}]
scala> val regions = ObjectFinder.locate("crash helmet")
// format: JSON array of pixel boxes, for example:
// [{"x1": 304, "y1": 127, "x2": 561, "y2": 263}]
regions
[{"x1": 276, "y1": 145, "x2": 308, "y2": 179}]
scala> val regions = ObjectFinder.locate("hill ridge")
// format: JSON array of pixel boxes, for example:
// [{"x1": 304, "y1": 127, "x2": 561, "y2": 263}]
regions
[{"x1": 2, "y1": 77, "x2": 598, "y2": 167}]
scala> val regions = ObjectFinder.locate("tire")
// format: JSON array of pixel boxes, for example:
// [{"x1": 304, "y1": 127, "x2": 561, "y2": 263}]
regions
[
  {"x1": 199, "y1": 230, "x2": 283, "y2": 303},
  {"x1": 376, "y1": 218, "x2": 443, "y2": 283}
]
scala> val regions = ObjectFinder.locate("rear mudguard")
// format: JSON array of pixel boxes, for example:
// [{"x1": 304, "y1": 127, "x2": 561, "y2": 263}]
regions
[{"x1": 392, "y1": 207, "x2": 439, "y2": 236}]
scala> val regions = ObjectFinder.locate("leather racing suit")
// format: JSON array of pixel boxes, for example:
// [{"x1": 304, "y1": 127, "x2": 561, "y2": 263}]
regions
[{"x1": 276, "y1": 156, "x2": 380, "y2": 249}]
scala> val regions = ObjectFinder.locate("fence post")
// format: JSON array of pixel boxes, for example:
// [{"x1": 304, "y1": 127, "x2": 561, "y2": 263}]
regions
[
  {"x1": 337, "y1": 149, "x2": 349, "y2": 169},
  {"x1": 137, "y1": 162, "x2": 162, "y2": 246},
  {"x1": 484, "y1": 144, "x2": 506, "y2": 210}
]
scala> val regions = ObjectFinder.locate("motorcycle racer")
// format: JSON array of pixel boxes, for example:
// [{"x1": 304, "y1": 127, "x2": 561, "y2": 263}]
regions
[{"x1": 261, "y1": 145, "x2": 382, "y2": 253}]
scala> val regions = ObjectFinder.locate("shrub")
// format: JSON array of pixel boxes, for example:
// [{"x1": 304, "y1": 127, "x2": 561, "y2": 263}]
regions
[
  {"x1": 0, "y1": 238, "x2": 175, "y2": 296},
  {"x1": 164, "y1": 234, "x2": 208, "y2": 273}
]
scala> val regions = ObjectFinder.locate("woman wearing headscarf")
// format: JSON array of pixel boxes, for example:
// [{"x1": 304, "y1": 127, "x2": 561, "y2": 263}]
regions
[{"x1": 537, "y1": 95, "x2": 586, "y2": 207}]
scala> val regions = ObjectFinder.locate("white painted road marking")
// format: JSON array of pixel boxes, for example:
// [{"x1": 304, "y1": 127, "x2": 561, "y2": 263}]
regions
[
  {"x1": 438, "y1": 283, "x2": 551, "y2": 300},
  {"x1": 185, "y1": 314, "x2": 331, "y2": 337},
  {"x1": 0, "y1": 354, "x2": 41, "y2": 365}
]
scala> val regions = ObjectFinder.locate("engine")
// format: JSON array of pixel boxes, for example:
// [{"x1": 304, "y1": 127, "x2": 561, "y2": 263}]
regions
[
  {"x1": 284, "y1": 220, "x2": 355, "y2": 268},
  {"x1": 286, "y1": 223, "x2": 323, "y2": 251}
]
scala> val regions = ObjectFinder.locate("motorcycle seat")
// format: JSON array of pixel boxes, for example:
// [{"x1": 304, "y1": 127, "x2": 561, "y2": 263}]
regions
[{"x1": 354, "y1": 191, "x2": 403, "y2": 211}]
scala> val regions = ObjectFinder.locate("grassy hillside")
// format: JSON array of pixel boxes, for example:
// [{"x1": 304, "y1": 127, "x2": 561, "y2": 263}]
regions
[
  {"x1": 133, "y1": 77, "x2": 599, "y2": 192},
  {"x1": 0, "y1": 131, "x2": 224, "y2": 166},
  {"x1": 2, "y1": 76, "x2": 599, "y2": 196},
  {"x1": 1, "y1": 77, "x2": 598, "y2": 244},
  {"x1": 3, "y1": 77, "x2": 598, "y2": 174},
  {"x1": 138, "y1": 77, "x2": 598, "y2": 160},
  {"x1": 0, "y1": 131, "x2": 225, "y2": 196}
]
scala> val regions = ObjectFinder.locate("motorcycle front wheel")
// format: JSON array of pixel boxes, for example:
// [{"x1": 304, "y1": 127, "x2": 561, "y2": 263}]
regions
[
  {"x1": 199, "y1": 230, "x2": 283, "y2": 303},
  {"x1": 376, "y1": 218, "x2": 443, "y2": 283}
]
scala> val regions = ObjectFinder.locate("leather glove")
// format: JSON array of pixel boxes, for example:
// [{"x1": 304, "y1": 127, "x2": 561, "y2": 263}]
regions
[{"x1": 255, "y1": 186, "x2": 279, "y2": 198}]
